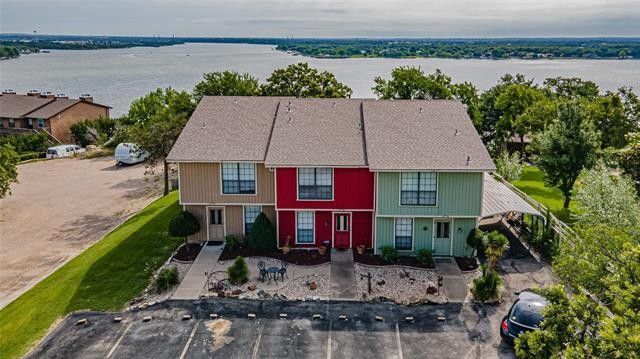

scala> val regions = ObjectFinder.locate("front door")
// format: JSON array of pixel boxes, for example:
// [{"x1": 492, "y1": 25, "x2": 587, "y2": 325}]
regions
[
  {"x1": 208, "y1": 207, "x2": 225, "y2": 241},
  {"x1": 433, "y1": 220, "x2": 452, "y2": 256},
  {"x1": 334, "y1": 213, "x2": 351, "y2": 249}
]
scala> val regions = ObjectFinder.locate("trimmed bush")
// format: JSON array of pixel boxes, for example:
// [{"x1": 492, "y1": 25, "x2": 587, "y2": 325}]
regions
[
  {"x1": 225, "y1": 234, "x2": 239, "y2": 251},
  {"x1": 380, "y1": 246, "x2": 398, "y2": 263},
  {"x1": 246, "y1": 212, "x2": 276, "y2": 251},
  {"x1": 155, "y1": 266, "x2": 179, "y2": 293},
  {"x1": 466, "y1": 228, "x2": 486, "y2": 257},
  {"x1": 168, "y1": 211, "x2": 200, "y2": 249},
  {"x1": 416, "y1": 249, "x2": 434, "y2": 267},
  {"x1": 227, "y1": 256, "x2": 249, "y2": 285},
  {"x1": 471, "y1": 264, "x2": 501, "y2": 301}
]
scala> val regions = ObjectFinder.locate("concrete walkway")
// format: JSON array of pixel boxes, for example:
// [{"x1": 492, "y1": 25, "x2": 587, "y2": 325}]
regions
[
  {"x1": 435, "y1": 258, "x2": 468, "y2": 303},
  {"x1": 171, "y1": 244, "x2": 223, "y2": 300},
  {"x1": 329, "y1": 249, "x2": 357, "y2": 300}
]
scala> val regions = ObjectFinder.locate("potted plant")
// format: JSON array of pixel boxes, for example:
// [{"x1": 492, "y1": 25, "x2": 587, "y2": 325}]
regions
[
  {"x1": 318, "y1": 245, "x2": 327, "y2": 256},
  {"x1": 282, "y1": 236, "x2": 292, "y2": 255},
  {"x1": 356, "y1": 244, "x2": 366, "y2": 255}
]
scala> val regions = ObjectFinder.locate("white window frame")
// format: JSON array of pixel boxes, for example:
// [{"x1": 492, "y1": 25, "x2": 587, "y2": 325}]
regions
[
  {"x1": 242, "y1": 205, "x2": 262, "y2": 235},
  {"x1": 37, "y1": 118, "x2": 45, "y2": 128},
  {"x1": 296, "y1": 167, "x2": 334, "y2": 201},
  {"x1": 394, "y1": 217, "x2": 414, "y2": 251},
  {"x1": 219, "y1": 162, "x2": 257, "y2": 196},
  {"x1": 398, "y1": 172, "x2": 438, "y2": 207},
  {"x1": 295, "y1": 211, "x2": 315, "y2": 244}
]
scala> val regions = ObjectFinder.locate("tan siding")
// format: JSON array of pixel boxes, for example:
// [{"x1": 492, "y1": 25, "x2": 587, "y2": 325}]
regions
[
  {"x1": 179, "y1": 162, "x2": 275, "y2": 204},
  {"x1": 225, "y1": 206, "x2": 244, "y2": 238},
  {"x1": 49, "y1": 102, "x2": 109, "y2": 143},
  {"x1": 184, "y1": 205, "x2": 208, "y2": 242},
  {"x1": 262, "y1": 206, "x2": 276, "y2": 227}
]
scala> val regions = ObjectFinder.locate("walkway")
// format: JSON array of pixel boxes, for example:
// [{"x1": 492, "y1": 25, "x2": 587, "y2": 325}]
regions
[
  {"x1": 172, "y1": 244, "x2": 223, "y2": 300},
  {"x1": 329, "y1": 249, "x2": 357, "y2": 300},
  {"x1": 435, "y1": 258, "x2": 468, "y2": 303}
]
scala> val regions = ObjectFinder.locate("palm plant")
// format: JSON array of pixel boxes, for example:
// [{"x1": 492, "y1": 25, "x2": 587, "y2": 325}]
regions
[{"x1": 483, "y1": 230, "x2": 510, "y2": 271}]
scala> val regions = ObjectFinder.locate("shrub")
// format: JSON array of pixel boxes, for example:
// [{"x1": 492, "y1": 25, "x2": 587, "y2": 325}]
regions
[
  {"x1": 168, "y1": 211, "x2": 200, "y2": 249},
  {"x1": 471, "y1": 264, "x2": 501, "y2": 301},
  {"x1": 495, "y1": 150, "x2": 522, "y2": 181},
  {"x1": 246, "y1": 212, "x2": 276, "y2": 251},
  {"x1": 70, "y1": 116, "x2": 118, "y2": 147},
  {"x1": 225, "y1": 234, "x2": 239, "y2": 251},
  {"x1": 483, "y1": 230, "x2": 510, "y2": 270},
  {"x1": 227, "y1": 256, "x2": 249, "y2": 285},
  {"x1": 0, "y1": 132, "x2": 48, "y2": 154},
  {"x1": 18, "y1": 151, "x2": 42, "y2": 161},
  {"x1": 416, "y1": 249, "x2": 433, "y2": 267},
  {"x1": 466, "y1": 228, "x2": 486, "y2": 257},
  {"x1": 380, "y1": 246, "x2": 398, "y2": 263},
  {"x1": 155, "y1": 266, "x2": 179, "y2": 293}
]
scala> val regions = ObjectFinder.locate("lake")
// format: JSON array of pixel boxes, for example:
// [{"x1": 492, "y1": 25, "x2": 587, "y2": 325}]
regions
[{"x1": 1, "y1": 43, "x2": 639, "y2": 116}]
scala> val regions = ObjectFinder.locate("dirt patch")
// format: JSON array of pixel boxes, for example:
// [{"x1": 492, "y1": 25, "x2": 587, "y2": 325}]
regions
[
  {"x1": 0, "y1": 157, "x2": 162, "y2": 308},
  {"x1": 172, "y1": 243, "x2": 202, "y2": 262},
  {"x1": 353, "y1": 250, "x2": 435, "y2": 269},
  {"x1": 206, "y1": 319, "x2": 234, "y2": 351},
  {"x1": 219, "y1": 247, "x2": 330, "y2": 265},
  {"x1": 454, "y1": 256, "x2": 479, "y2": 271}
]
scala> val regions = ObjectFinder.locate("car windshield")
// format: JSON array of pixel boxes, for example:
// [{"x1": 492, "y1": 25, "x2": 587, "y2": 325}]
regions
[{"x1": 510, "y1": 301, "x2": 545, "y2": 328}]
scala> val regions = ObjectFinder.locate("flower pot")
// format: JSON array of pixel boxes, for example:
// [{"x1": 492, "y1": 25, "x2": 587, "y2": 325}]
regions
[
  {"x1": 356, "y1": 244, "x2": 366, "y2": 255},
  {"x1": 318, "y1": 246, "x2": 327, "y2": 256}
]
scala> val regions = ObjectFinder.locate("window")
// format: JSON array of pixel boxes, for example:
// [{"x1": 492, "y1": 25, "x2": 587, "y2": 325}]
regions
[
  {"x1": 38, "y1": 119, "x2": 45, "y2": 128},
  {"x1": 436, "y1": 221, "x2": 450, "y2": 238},
  {"x1": 27, "y1": 119, "x2": 34, "y2": 129},
  {"x1": 336, "y1": 214, "x2": 349, "y2": 231},
  {"x1": 244, "y1": 206, "x2": 261, "y2": 235},
  {"x1": 395, "y1": 218, "x2": 413, "y2": 250},
  {"x1": 209, "y1": 209, "x2": 223, "y2": 225},
  {"x1": 222, "y1": 163, "x2": 256, "y2": 194},
  {"x1": 400, "y1": 172, "x2": 437, "y2": 206},
  {"x1": 298, "y1": 168, "x2": 332, "y2": 200},
  {"x1": 8, "y1": 119, "x2": 15, "y2": 128},
  {"x1": 296, "y1": 212, "x2": 314, "y2": 243}
]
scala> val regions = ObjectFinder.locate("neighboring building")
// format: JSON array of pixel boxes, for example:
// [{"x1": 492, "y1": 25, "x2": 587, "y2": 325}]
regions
[
  {"x1": 168, "y1": 97, "x2": 496, "y2": 256},
  {"x1": 0, "y1": 90, "x2": 110, "y2": 143}
]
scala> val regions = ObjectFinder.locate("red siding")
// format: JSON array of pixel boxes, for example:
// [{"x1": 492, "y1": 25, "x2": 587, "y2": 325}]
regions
[
  {"x1": 278, "y1": 210, "x2": 295, "y2": 247},
  {"x1": 276, "y1": 168, "x2": 374, "y2": 210},
  {"x1": 352, "y1": 212, "x2": 373, "y2": 248}
]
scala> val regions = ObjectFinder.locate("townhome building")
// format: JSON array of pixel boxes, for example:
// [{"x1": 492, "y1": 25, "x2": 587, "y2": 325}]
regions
[{"x1": 168, "y1": 96, "x2": 496, "y2": 256}]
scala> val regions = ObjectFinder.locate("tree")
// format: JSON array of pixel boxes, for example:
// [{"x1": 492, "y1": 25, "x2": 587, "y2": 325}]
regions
[
  {"x1": 261, "y1": 63, "x2": 352, "y2": 98},
  {"x1": 530, "y1": 101, "x2": 600, "y2": 208},
  {"x1": 494, "y1": 83, "x2": 546, "y2": 153},
  {"x1": 246, "y1": 212, "x2": 276, "y2": 251},
  {"x1": 588, "y1": 92, "x2": 637, "y2": 149},
  {"x1": 543, "y1": 77, "x2": 600, "y2": 100},
  {"x1": 495, "y1": 151, "x2": 522, "y2": 181},
  {"x1": 466, "y1": 228, "x2": 486, "y2": 257},
  {"x1": 192, "y1": 71, "x2": 260, "y2": 102},
  {"x1": 0, "y1": 144, "x2": 19, "y2": 198},
  {"x1": 619, "y1": 132, "x2": 640, "y2": 193},
  {"x1": 483, "y1": 230, "x2": 509, "y2": 271},
  {"x1": 168, "y1": 211, "x2": 201, "y2": 250},
  {"x1": 128, "y1": 88, "x2": 195, "y2": 195},
  {"x1": 227, "y1": 256, "x2": 249, "y2": 285}
]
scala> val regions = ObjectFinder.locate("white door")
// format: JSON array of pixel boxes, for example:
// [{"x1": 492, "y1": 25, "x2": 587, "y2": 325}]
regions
[
  {"x1": 433, "y1": 220, "x2": 452, "y2": 256},
  {"x1": 208, "y1": 207, "x2": 225, "y2": 241}
]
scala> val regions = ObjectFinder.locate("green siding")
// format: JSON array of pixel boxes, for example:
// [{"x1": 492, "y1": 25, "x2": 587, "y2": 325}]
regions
[
  {"x1": 376, "y1": 172, "x2": 483, "y2": 217},
  {"x1": 374, "y1": 216, "x2": 474, "y2": 256}
]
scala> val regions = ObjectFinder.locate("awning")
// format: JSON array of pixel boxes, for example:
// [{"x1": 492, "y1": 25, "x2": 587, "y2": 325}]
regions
[{"x1": 482, "y1": 174, "x2": 543, "y2": 218}]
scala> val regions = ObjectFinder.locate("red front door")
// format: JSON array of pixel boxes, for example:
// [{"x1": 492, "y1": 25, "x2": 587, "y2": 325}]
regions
[{"x1": 334, "y1": 213, "x2": 351, "y2": 249}]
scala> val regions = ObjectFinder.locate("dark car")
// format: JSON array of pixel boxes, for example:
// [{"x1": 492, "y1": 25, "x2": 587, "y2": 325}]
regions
[{"x1": 500, "y1": 291, "x2": 548, "y2": 344}]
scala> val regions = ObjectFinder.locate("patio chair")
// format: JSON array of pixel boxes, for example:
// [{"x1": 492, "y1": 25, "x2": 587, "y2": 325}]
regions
[
  {"x1": 278, "y1": 261, "x2": 289, "y2": 281},
  {"x1": 257, "y1": 261, "x2": 267, "y2": 282}
]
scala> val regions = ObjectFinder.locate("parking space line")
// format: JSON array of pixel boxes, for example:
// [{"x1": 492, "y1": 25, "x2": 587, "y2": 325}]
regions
[
  {"x1": 179, "y1": 323, "x2": 198, "y2": 359},
  {"x1": 326, "y1": 320, "x2": 332, "y2": 359},
  {"x1": 106, "y1": 322, "x2": 132, "y2": 358},
  {"x1": 395, "y1": 322, "x2": 403, "y2": 359},
  {"x1": 251, "y1": 324, "x2": 264, "y2": 359}
]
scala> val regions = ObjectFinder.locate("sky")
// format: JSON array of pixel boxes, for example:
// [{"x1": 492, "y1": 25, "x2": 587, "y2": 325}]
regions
[{"x1": 1, "y1": 0, "x2": 639, "y2": 38}]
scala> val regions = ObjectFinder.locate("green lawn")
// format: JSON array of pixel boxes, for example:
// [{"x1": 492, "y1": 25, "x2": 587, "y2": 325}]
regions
[
  {"x1": 0, "y1": 192, "x2": 182, "y2": 359},
  {"x1": 511, "y1": 166, "x2": 577, "y2": 223}
]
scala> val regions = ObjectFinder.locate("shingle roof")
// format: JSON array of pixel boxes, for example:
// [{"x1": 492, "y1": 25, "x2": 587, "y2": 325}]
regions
[
  {"x1": 363, "y1": 100, "x2": 495, "y2": 171},
  {"x1": 264, "y1": 98, "x2": 367, "y2": 167},
  {"x1": 0, "y1": 94, "x2": 54, "y2": 118},
  {"x1": 24, "y1": 98, "x2": 80, "y2": 119},
  {"x1": 167, "y1": 96, "x2": 283, "y2": 162}
]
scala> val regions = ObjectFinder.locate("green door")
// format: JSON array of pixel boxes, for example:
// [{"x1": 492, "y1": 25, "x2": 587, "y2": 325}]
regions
[{"x1": 433, "y1": 220, "x2": 452, "y2": 256}]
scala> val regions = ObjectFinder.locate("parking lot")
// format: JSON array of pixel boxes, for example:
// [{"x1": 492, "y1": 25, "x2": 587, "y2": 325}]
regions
[{"x1": 28, "y1": 298, "x2": 517, "y2": 358}]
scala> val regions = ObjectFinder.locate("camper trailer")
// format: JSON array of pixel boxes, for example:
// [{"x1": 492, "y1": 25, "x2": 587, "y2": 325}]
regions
[
  {"x1": 46, "y1": 145, "x2": 85, "y2": 159},
  {"x1": 115, "y1": 143, "x2": 149, "y2": 165}
]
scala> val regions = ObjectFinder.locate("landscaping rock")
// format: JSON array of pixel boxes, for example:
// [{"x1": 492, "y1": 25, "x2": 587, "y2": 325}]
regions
[
  {"x1": 247, "y1": 284, "x2": 257, "y2": 291},
  {"x1": 75, "y1": 319, "x2": 87, "y2": 326},
  {"x1": 231, "y1": 289, "x2": 243, "y2": 296}
]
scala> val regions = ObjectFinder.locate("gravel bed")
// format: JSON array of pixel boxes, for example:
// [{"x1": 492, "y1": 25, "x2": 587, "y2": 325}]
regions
[
  {"x1": 355, "y1": 264, "x2": 446, "y2": 304},
  {"x1": 139, "y1": 259, "x2": 192, "y2": 304}
]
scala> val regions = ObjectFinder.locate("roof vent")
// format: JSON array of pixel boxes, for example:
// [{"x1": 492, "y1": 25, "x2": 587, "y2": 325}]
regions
[
  {"x1": 419, "y1": 107, "x2": 423, "y2": 113},
  {"x1": 287, "y1": 116, "x2": 292, "y2": 123},
  {"x1": 233, "y1": 99, "x2": 238, "y2": 104},
  {"x1": 455, "y1": 129, "x2": 459, "y2": 136},
  {"x1": 333, "y1": 101, "x2": 336, "y2": 107},
  {"x1": 466, "y1": 156, "x2": 471, "y2": 166},
  {"x1": 201, "y1": 122, "x2": 206, "y2": 129}
]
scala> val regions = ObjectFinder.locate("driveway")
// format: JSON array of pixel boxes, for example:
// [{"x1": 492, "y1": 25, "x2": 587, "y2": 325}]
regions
[{"x1": 0, "y1": 157, "x2": 161, "y2": 308}]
